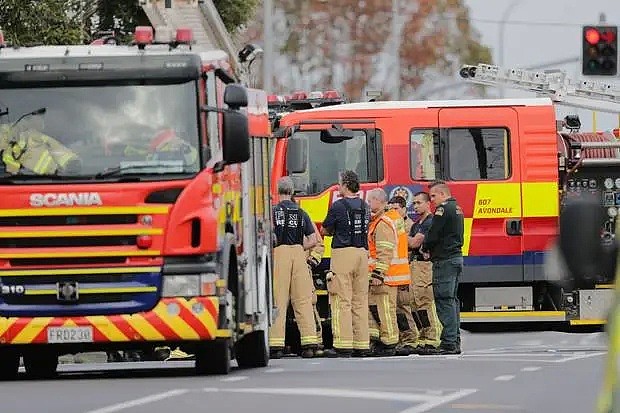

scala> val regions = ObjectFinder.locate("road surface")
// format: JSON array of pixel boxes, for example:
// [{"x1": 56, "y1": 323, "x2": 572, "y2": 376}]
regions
[{"x1": 1, "y1": 330, "x2": 607, "y2": 413}]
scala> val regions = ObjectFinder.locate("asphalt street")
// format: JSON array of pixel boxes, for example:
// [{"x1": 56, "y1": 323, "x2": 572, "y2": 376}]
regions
[{"x1": 1, "y1": 330, "x2": 608, "y2": 413}]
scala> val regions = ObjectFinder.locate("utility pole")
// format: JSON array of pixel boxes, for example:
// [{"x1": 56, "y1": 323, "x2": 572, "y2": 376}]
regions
[
  {"x1": 263, "y1": 0, "x2": 274, "y2": 92},
  {"x1": 392, "y1": 0, "x2": 401, "y2": 100}
]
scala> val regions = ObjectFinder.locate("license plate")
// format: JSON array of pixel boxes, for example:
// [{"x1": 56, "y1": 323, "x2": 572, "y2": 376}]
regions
[{"x1": 47, "y1": 326, "x2": 94, "y2": 344}]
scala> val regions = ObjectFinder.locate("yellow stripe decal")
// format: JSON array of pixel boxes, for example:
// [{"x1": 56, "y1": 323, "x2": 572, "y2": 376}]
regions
[
  {"x1": 461, "y1": 311, "x2": 565, "y2": 318},
  {"x1": 123, "y1": 313, "x2": 165, "y2": 341},
  {"x1": 0, "y1": 266, "x2": 161, "y2": 277},
  {"x1": 0, "y1": 228, "x2": 163, "y2": 238},
  {"x1": 216, "y1": 329, "x2": 232, "y2": 338},
  {"x1": 299, "y1": 192, "x2": 332, "y2": 256},
  {"x1": 13, "y1": 318, "x2": 53, "y2": 344},
  {"x1": 0, "y1": 250, "x2": 160, "y2": 259},
  {"x1": 153, "y1": 301, "x2": 200, "y2": 340},
  {"x1": 462, "y1": 218, "x2": 473, "y2": 257},
  {"x1": 85, "y1": 316, "x2": 129, "y2": 342},
  {"x1": 522, "y1": 182, "x2": 559, "y2": 217},
  {"x1": 0, "y1": 206, "x2": 170, "y2": 217},
  {"x1": 25, "y1": 287, "x2": 157, "y2": 296},
  {"x1": 569, "y1": 319, "x2": 606, "y2": 325},
  {"x1": 473, "y1": 183, "x2": 521, "y2": 219}
]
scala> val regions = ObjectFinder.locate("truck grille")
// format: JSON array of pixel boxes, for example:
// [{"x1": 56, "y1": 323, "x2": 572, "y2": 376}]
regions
[{"x1": 0, "y1": 205, "x2": 170, "y2": 316}]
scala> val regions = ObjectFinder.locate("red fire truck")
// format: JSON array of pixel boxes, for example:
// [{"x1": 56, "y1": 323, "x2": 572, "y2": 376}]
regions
[{"x1": 0, "y1": 26, "x2": 274, "y2": 379}]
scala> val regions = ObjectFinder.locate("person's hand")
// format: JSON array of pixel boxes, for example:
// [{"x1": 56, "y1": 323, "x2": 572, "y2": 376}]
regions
[
  {"x1": 422, "y1": 252, "x2": 430, "y2": 260},
  {"x1": 370, "y1": 278, "x2": 382, "y2": 286}
]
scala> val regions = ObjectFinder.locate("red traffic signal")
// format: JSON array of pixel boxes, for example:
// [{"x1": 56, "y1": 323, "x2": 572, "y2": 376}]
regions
[{"x1": 582, "y1": 25, "x2": 617, "y2": 76}]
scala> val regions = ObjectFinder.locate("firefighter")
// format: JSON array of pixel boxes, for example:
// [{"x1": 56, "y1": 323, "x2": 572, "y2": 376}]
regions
[
  {"x1": 422, "y1": 181, "x2": 464, "y2": 355},
  {"x1": 388, "y1": 196, "x2": 421, "y2": 355},
  {"x1": 321, "y1": 170, "x2": 370, "y2": 358},
  {"x1": 270, "y1": 177, "x2": 319, "y2": 359},
  {"x1": 407, "y1": 192, "x2": 443, "y2": 354},
  {"x1": 0, "y1": 122, "x2": 81, "y2": 175},
  {"x1": 306, "y1": 220, "x2": 326, "y2": 357},
  {"x1": 367, "y1": 188, "x2": 410, "y2": 356}
]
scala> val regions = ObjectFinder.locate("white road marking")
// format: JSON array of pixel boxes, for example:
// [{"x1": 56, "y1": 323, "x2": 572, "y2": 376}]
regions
[
  {"x1": 219, "y1": 376, "x2": 248, "y2": 382},
  {"x1": 515, "y1": 340, "x2": 543, "y2": 346},
  {"x1": 264, "y1": 368, "x2": 285, "y2": 373},
  {"x1": 203, "y1": 388, "x2": 220, "y2": 393},
  {"x1": 399, "y1": 389, "x2": 479, "y2": 413},
  {"x1": 521, "y1": 366, "x2": 541, "y2": 372},
  {"x1": 493, "y1": 375, "x2": 515, "y2": 381},
  {"x1": 222, "y1": 386, "x2": 477, "y2": 412},
  {"x1": 311, "y1": 362, "x2": 321, "y2": 365},
  {"x1": 83, "y1": 389, "x2": 188, "y2": 413},
  {"x1": 555, "y1": 352, "x2": 607, "y2": 363}
]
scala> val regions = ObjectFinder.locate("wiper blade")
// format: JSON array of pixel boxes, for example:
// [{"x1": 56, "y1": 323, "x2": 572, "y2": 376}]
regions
[{"x1": 95, "y1": 161, "x2": 190, "y2": 179}]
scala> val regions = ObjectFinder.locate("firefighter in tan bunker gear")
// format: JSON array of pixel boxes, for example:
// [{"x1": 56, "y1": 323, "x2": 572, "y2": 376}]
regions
[
  {"x1": 270, "y1": 177, "x2": 319, "y2": 359},
  {"x1": 387, "y1": 196, "x2": 421, "y2": 355},
  {"x1": 0, "y1": 120, "x2": 81, "y2": 175},
  {"x1": 321, "y1": 170, "x2": 370, "y2": 358},
  {"x1": 404, "y1": 192, "x2": 443, "y2": 355},
  {"x1": 306, "y1": 220, "x2": 325, "y2": 357},
  {"x1": 367, "y1": 188, "x2": 411, "y2": 356}
]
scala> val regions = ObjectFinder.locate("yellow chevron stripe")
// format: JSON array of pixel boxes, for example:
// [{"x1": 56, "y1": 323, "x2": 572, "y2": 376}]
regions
[
  {"x1": 0, "y1": 250, "x2": 160, "y2": 259},
  {"x1": 216, "y1": 329, "x2": 232, "y2": 337},
  {"x1": 85, "y1": 316, "x2": 130, "y2": 342},
  {"x1": 462, "y1": 218, "x2": 473, "y2": 257},
  {"x1": 152, "y1": 302, "x2": 200, "y2": 340},
  {"x1": 0, "y1": 317, "x2": 16, "y2": 339},
  {"x1": 24, "y1": 286, "x2": 157, "y2": 296},
  {"x1": 0, "y1": 206, "x2": 170, "y2": 217},
  {"x1": 123, "y1": 313, "x2": 166, "y2": 341},
  {"x1": 181, "y1": 298, "x2": 217, "y2": 334},
  {"x1": 0, "y1": 266, "x2": 161, "y2": 277},
  {"x1": 0, "y1": 228, "x2": 163, "y2": 238},
  {"x1": 13, "y1": 318, "x2": 53, "y2": 344}
]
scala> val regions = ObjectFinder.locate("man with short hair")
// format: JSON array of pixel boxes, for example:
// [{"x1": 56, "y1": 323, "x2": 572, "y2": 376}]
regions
[
  {"x1": 407, "y1": 191, "x2": 443, "y2": 354},
  {"x1": 321, "y1": 170, "x2": 371, "y2": 357},
  {"x1": 270, "y1": 177, "x2": 319, "y2": 358},
  {"x1": 422, "y1": 181, "x2": 464, "y2": 354}
]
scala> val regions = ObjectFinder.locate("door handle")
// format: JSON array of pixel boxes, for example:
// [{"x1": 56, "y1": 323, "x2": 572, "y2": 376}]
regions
[{"x1": 506, "y1": 219, "x2": 522, "y2": 236}]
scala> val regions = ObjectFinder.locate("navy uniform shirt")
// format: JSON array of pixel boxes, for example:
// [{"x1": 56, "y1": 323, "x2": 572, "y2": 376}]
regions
[
  {"x1": 322, "y1": 197, "x2": 370, "y2": 249},
  {"x1": 422, "y1": 198, "x2": 464, "y2": 262},
  {"x1": 409, "y1": 214, "x2": 433, "y2": 261},
  {"x1": 273, "y1": 200, "x2": 314, "y2": 246}
]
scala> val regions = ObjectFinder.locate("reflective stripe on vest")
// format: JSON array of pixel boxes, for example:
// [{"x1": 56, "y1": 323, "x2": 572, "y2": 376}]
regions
[{"x1": 368, "y1": 211, "x2": 411, "y2": 286}]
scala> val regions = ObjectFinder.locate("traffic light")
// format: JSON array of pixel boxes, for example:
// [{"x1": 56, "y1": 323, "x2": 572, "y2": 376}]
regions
[{"x1": 582, "y1": 25, "x2": 617, "y2": 76}]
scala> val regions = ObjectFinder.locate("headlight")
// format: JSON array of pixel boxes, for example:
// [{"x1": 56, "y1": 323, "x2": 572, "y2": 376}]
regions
[{"x1": 162, "y1": 275, "x2": 200, "y2": 297}]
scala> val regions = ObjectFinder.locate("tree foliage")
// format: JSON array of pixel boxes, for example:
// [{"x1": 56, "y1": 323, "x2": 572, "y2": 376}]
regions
[
  {"x1": 0, "y1": 0, "x2": 259, "y2": 46},
  {"x1": 242, "y1": 0, "x2": 493, "y2": 100}
]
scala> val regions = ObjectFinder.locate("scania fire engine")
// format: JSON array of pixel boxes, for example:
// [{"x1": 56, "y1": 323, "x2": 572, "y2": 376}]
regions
[
  {"x1": 0, "y1": 26, "x2": 274, "y2": 379},
  {"x1": 269, "y1": 64, "x2": 620, "y2": 340}
]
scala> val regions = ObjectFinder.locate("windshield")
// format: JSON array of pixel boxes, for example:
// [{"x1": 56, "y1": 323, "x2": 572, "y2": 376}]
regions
[
  {"x1": 0, "y1": 80, "x2": 201, "y2": 180},
  {"x1": 287, "y1": 130, "x2": 370, "y2": 195}
]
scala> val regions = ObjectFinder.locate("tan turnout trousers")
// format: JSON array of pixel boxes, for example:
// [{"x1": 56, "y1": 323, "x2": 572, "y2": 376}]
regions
[
  {"x1": 409, "y1": 260, "x2": 442, "y2": 347},
  {"x1": 269, "y1": 245, "x2": 318, "y2": 348},
  {"x1": 368, "y1": 284, "x2": 399, "y2": 346},
  {"x1": 312, "y1": 288, "x2": 323, "y2": 345},
  {"x1": 327, "y1": 247, "x2": 370, "y2": 351},
  {"x1": 396, "y1": 285, "x2": 420, "y2": 347}
]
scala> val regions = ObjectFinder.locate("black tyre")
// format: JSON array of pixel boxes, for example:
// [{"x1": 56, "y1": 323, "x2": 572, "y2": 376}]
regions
[
  {"x1": 23, "y1": 351, "x2": 58, "y2": 379},
  {"x1": 0, "y1": 349, "x2": 20, "y2": 381},
  {"x1": 195, "y1": 338, "x2": 231, "y2": 375},
  {"x1": 235, "y1": 330, "x2": 269, "y2": 369}
]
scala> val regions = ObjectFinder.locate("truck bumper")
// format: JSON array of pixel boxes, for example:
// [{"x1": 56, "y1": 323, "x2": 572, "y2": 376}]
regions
[{"x1": 0, "y1": 297, "x2": 229, "y2": 345}]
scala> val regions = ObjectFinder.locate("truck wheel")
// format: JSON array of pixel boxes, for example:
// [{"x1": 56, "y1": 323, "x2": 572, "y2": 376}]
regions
[
  {"x1": 235, "y1": 330, "x2": 269, "y2": 369},
  {"x1": 23, "y1": 352, "x2": 58, "y2": 379},
  {"x1": 0, "y1": 350, "x2": 20, "y2": 381},
  {"x1": 195, "y1": 338, "x2": 231, "y2": 375}
]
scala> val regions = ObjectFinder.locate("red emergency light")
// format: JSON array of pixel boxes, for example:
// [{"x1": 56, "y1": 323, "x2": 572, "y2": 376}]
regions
[
  {"x1": 176, "y1": 27, "x2": 193, "y2": 44},
  {"x1": 268, "y1": 95, "x2": 286, "y2": 104},
  {"x1": 324, "y1": 90, "x2": 341, "y2": 99},
  {"x1": 0, "y1": 30, "x2": 5, "y2": 47},
  {"x1": 290, "y1": 91, "x2": 308, "y2": 101},
  {"x1": 308, "y1": 91, "x2": 324, "y2": 99},
  {"x1": 134, "y1": 26, "x2": 154, "y2": 45}
]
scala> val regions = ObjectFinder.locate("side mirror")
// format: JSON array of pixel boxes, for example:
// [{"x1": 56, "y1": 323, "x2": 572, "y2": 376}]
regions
[
  {"x1": 559, "y1": 199, "x2": 617, "y2": 285},
  {"x1": 224, "y1": 84, "x2": 248, "y2": 110},
  {"x1": 222, "y1": 111, "x2": 250, "y2": 164},
  {"x1": 286, "y1": 138, "x2": 307, "y2": 174},
  {"x1": 320, "y1": 125, "x2": 355, "y2": 144}
]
